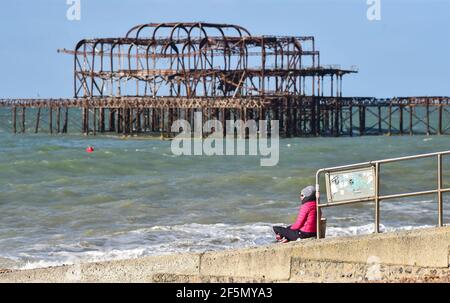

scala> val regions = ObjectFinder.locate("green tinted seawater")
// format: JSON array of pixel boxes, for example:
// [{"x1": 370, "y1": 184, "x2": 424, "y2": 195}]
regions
[{"x1": 0, "y1": 130, "x2": 449, "y2": 269}]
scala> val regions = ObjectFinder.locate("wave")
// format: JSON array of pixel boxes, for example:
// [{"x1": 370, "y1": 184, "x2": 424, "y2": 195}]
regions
[{"x1": 3, "y1": 222, "x2": 434, "y2": 271}]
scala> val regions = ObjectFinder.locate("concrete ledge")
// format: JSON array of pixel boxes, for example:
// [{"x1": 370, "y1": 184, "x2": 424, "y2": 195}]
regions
[
  {"x1": 0, "y1": 253, "x2": 200, "y2": 283},
  {"x1": 1, "y1": 227, "x2": 449, "y2": 282},
  {"x1": 200, "y1": 245, "x2": 294, "y2": 280}
]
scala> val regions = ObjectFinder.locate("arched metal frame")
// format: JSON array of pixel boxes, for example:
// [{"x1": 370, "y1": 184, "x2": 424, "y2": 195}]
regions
[{"x1": 70, "y1": 22, "x2": 356, "y2": 100}]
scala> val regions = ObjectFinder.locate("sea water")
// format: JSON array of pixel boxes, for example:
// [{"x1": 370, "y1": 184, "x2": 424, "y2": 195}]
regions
[{"x1": 0, "y1": 130, "x2": 449, "y2": 269}]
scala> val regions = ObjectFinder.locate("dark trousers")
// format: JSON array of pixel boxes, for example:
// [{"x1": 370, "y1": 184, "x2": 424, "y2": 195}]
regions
[{"x1": 273, "y1": 226, "x2": 316, "y2": 241}]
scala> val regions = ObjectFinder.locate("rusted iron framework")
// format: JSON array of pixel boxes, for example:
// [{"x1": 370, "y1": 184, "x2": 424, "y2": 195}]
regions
[
  {"x1": 61, "y1": 22, "x2": 357, "y2": 137},
  {"x1": 64, "y1": 22, "x2": 354, "y2": 99},
  {"x1": 0, "y1": 22, "x2": 449, "y2": 137}
]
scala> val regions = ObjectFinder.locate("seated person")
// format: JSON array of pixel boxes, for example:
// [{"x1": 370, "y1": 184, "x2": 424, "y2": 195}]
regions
[{"x1": 273, "y1": 185, "x2": 317, "y2": 242}]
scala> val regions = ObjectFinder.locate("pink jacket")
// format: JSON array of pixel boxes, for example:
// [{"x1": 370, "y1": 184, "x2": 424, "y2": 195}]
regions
[{"x1": 290, "y1": 201, "x2": 317, "y2": 233}]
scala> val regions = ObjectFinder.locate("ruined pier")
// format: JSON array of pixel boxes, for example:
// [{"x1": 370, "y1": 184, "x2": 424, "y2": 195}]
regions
[{"x1": 0, "y1": 23, "x2": 449, "y2": 137}]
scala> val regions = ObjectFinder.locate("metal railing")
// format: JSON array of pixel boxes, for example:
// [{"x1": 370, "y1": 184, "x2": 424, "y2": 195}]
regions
[{"x1": 315, "y1": 150, "x2": 450, "y2": 239}]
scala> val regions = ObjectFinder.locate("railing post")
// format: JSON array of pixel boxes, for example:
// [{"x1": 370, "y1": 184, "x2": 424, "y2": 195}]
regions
[
  {"x1": 375, "y1": 162, "x2": 380, "y2": 233},
  {"x1": 315, "y1": 151, "x2": 449, "y2": 237},
  {"x1": 316, "y1": 173, "x2": 321, "y2": 239},
  {"x1": 437, "y1": 154, "x2": 443, "y2": 227}
]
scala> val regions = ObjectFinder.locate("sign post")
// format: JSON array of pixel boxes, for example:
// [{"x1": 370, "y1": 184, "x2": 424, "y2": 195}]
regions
[{"x1": 325, "y1": 166, "x2": 376, "y2": 203}]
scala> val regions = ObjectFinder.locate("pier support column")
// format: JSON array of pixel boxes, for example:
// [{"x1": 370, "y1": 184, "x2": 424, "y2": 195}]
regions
[
  {"x1": 109, "y1": 109, "x2": 116, "y2": 132},
  {"x1": 143, "y1": 109, "x2": 148, "y2": 132},
  {"x1": 12, "y1": 107, "x2": 16, "y2": 134},
  {"x1": 129, "y1": 108, "x2": 134, "y2": 135},
  {"x1": 310, "y1": 98, "x2": 316, "y2": 136},
  {"x1": 359, "y1": 105, "x2": 365, "y2": 136},
  {"x1": 151, "y1": 109, "x2": 156, "y2": 132},
  {"x1": 168, "y1": 108, "x2": 173, "y2": 138},
  {"x1": 63, "y1": 108, "x2": 68, "y2": 133},
  {"x1": 99, "y1": 108, "x2": 105, "y2": 133},
  {"x1": 82, "y1": 107, "x2": 88, "y2": 135},
  {"x1": 21, "y1": 108, "x2": 26, "y2": 133},
  {"x1": 409, "y1": 103, "x2": 413, "y2": 136},
  {"x1": 279, "y1": 103, "x2": 285, "y2": 137},
  {"x1": 116, "y1": 108, "x2": 121, "y2": 134},
  {"x1": 160, "y1": 108, "x2": 165, "y2": 138},
  {"x1": 35, "y1": 108, "x2": 41, "y2": 134},
  {"x1": 122, "y1": 107, "x2": 127, "y2": 135},
  {"x1": 438, "y1": 100, "x2": 443, "y2": 135},
  {"x1": 297, "y1": 101, "x2": 303, "y2": 136},
  {"x1": 49, "y1": 107, "x2": 53, "y2": 134},
  {"x1": 241, "y1": 107, "x2": 247, "y2": 138},
  {"x1": 378, "y1": 105, "x2": 382, "y2": 134},
  {"x1": 316, "y1": 98, "x2": 321, "y2": 136},
  {"x1": 334, "y1": 99, "x2": 339, "y2": 137},
  {"x1": 388, "y1": 103, "x2": 392, "y2": 136},
  {"x1": 286, "y1": 99, "x2": 292, "y2": 137},
  {"x1": 148, "y1": 108, "x2": 153, "y2": 132},
  {"x1": 137, "y1": 109, "x2": 142, "y2": 133},
  {"x1": 56, "y1": 107, "x2": 61, "y2": 134},
  {"x1": 93, "y1": 108, "x2": 97, "y2": 136},
  {"x1": 221, "y1": 108, "x2": 226, "y2": 137},
  {"x1": 399, "y1": 105, "x2": 404, "y2": 136},
  {"x1": 349, "y1": 103, "x2": 353, "y2": 137},
  {"x1": 292, "y1": 107, "x2": 298, "y2": 136}
]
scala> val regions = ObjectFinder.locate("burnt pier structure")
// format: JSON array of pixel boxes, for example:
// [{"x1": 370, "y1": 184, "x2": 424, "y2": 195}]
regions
[{"x1": 0, "y1": 22, "x2": 449, "y2": 137}]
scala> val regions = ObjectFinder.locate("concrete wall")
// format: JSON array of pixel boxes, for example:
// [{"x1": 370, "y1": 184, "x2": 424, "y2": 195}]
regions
[
  {"x1": 290, "y1": 258, "x2": 450, "y2": 282},
  {"x1": 1, "y1": 226, "x2": 449, "y2": 283},
  {"x1": 198, "y1": 226, "x2": 450, "y2": 281}
]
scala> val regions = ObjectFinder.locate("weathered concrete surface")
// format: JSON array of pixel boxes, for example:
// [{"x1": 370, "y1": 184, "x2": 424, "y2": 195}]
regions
[
  {"x1": 1, "y1": 227, "x2": 449, "y2": 283},
  {"x1": 0, "y1": 253, "x2": 200, "y2": 283},
  {"x1": 152, "y1": 273, "x2": 269, "y2": 283},
  {"x1": 200, "y1": 244, "x2": 295, "y2": 281}
]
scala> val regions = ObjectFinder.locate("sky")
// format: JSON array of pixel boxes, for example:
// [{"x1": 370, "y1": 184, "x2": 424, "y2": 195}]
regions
[{"x1": 0, "y1": 0, "x2": 448, "y2": 98}]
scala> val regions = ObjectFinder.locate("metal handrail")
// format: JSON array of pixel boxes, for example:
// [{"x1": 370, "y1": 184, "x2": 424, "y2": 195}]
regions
[{"x1": 315, "y1": 150, "x2": 450, "y2": 239}]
